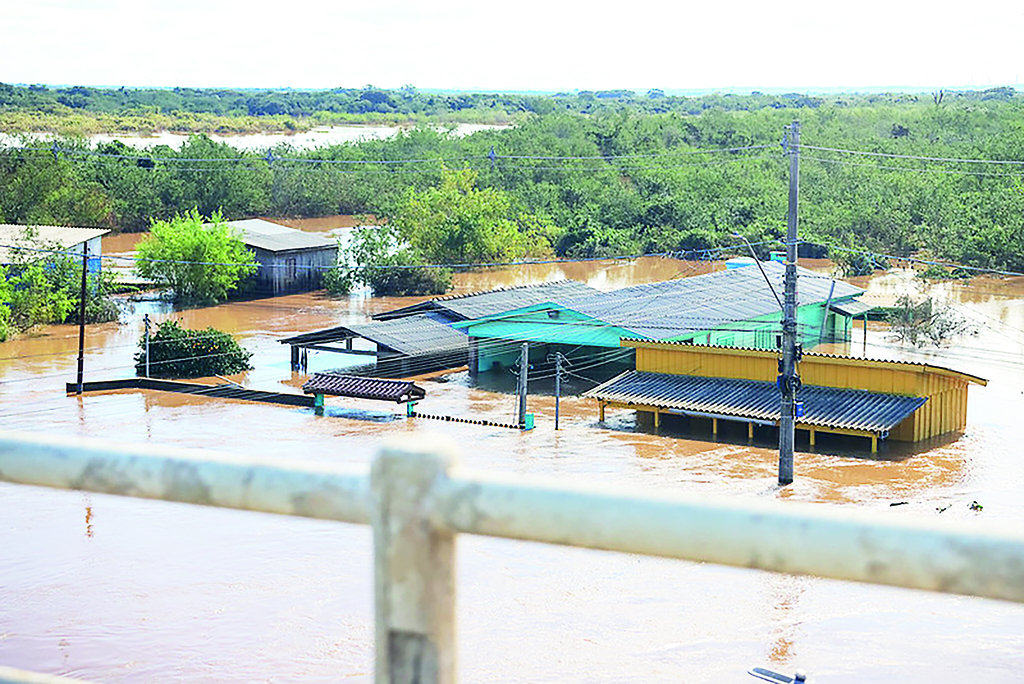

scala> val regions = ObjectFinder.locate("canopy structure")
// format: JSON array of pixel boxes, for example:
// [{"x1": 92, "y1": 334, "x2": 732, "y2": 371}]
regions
[
  {"x1": 586, "y1": 371, "x2": 927, "y2": 435},
  {"x1": 302, "y1": 374, "x2": 426, "y2": 404}
]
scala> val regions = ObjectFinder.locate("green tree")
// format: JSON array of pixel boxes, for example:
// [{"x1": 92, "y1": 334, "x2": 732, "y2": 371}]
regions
[
  {"x1": 135, "y1": 320, "x2": 252, "y2": 378},
  {"x1": 333, "y1": 225, "x2": 450, "y2": 296},
  {"x1": 389, "y1": 167, "x2": 553, "y2": 264},
  {"x1": 136, "y1": 209, "x2": 257, "y2": 305}
]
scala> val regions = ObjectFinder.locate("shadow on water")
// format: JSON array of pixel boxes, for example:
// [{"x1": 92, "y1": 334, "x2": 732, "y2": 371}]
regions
[
  {"x1": 318, "y1": 405, "x2": 403, "y2": 422},
  {"x1": 600, "y1": 409, "x2": 965, "y2": 462}
]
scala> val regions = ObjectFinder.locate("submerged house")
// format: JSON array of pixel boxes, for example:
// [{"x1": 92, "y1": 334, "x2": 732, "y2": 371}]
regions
[
  {"x1": 454, "y1": 261, "x2": 872, "y2": 376},
  {"x1": 223, "y1": 219, "x2": 337, "y2": 295},
  {"x1": 0, "y1": 224, "x2": 109, "y2": 273},
  {"x1": 279, "y1": 279, "x2": 598, "y2": 377},
  {"x1": 585, "y1": 340, "x2": 987, "y2": 451}
]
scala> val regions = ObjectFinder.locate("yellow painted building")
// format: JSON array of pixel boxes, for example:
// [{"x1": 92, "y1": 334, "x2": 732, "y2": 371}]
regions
[{"x1": 590, "y1": 339, "x2": 987, "y2": 449}]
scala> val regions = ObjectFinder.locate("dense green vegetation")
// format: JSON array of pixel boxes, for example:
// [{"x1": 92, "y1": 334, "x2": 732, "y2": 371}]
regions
[
  {"x1": 135, "y1": 210, "x2": 257, "y2": 304},
  {"x1": 1, "y1": 85, "x2": 1023, "y2": 273},
  {"x1": 135, "y1": 320, "x2": 252, "y2": 378},
  {"x1": 327, "y1": 225, "x2": 451, "y2": 297},
  {"x1": 0, "y1": 232, "x2": 118, "y2": 341}
]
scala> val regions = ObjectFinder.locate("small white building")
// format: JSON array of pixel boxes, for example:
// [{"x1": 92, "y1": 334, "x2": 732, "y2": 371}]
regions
[{"x1": 0, "y1": 224, "x2": 110, "y2": 273}]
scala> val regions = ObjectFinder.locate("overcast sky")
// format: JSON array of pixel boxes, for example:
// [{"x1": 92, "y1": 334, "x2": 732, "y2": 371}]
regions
[{"x1": 3, "y1": 0, "x2": 1022, "y2": 92}]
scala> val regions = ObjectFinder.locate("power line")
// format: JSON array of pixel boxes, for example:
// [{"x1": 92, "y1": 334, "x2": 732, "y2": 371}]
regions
[
  {"x1": 805, "y1": 241, "x2": 1024, "y2": 279},
  {"x1": 801, "y1": 154, "x2": 1024, "y2": 178},
  {"x1": 0, "y1": 238, "x2": 782, "y2": 272},
  {"x1": 796, "y1": 144, "x2": 1024, "y2": 166}
]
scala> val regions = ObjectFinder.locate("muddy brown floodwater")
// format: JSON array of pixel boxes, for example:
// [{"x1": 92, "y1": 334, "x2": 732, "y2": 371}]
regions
[{"x1": 2, "y1": 223, "x2": 1024, "y2": 682}]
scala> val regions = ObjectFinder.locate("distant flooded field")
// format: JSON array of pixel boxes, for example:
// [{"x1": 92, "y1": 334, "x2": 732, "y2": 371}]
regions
[
  {"x1": 1, "y1": 258, "x2": 1023, "y2": 682},
  {"x1": 0, "y1": 123, "x2": 506, "y2": 152}
]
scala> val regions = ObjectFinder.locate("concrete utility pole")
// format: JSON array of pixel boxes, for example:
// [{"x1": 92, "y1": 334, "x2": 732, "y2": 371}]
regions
[
  {"x1": 75, "y1": 247, "x2": 88, "y2": 395},
  {"x1": 779, "y1": 121, "x2": 801, "y2": 486},
  {"x1": 143, "y1": 314, "x2": 151, "y2": 377},
  {"x1": 517, "y1": 343, "x2": 529, "y2": 428},
  {"x1": 548, "y1": 351, "x2": 568, "y2": 430}
]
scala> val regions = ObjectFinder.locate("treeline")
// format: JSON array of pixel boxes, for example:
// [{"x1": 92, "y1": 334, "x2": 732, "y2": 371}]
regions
[
  {"x1": 1, "y1": 98, "x2": 1023, "y2": 271},
  {"x1": 2, "y1": 82, "x2": 1020, "y2": 127}
]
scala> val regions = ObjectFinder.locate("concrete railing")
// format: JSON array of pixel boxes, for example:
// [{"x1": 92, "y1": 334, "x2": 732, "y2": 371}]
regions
[{"x1": 2, "y1": 429, "x2": 1024, "y2": 683}]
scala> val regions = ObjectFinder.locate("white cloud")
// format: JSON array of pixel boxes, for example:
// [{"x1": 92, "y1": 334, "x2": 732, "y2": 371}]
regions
[{"x1": 1, "y1": 0, "x2": 1021, "y2": 89}]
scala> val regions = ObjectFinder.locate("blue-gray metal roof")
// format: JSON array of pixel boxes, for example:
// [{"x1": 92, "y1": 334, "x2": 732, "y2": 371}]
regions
[
  {"x1": 584, "y1": 371, "x2": 926, "y2": 434},
  {"x1": 280, "y1": 314, "x2": 468, "y2": 357},
  {"x1": 548, "y1": 262, "x2": 863, "y2": 340},
  {"x1": 224, "y1": 219, "x2": 337, "y2": 253},
  {"x1": 830, "y1": 298, "x2": 875, "y2": 317},
  {"x1": 373, "y1": 279, "x2": 598, "y2": 321}
]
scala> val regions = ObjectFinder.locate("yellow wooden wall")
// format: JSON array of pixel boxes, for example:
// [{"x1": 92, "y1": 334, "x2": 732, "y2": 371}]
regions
[{"x1": 626, "y1": 340, "x2": 981, "y2": 441}]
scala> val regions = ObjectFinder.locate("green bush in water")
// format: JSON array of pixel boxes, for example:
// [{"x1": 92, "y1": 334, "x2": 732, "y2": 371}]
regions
[{"x1": 136, "y1": 320, "x2": 252, "y2": 378}]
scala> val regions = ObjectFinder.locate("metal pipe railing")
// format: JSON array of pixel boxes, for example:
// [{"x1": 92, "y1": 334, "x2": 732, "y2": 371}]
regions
[
  {"x1": 2, "y1": 428, "x2": 1024, "y2": 684},
  {"x1": 0, "y1": 430, "x2": 370, "y2": 525}
]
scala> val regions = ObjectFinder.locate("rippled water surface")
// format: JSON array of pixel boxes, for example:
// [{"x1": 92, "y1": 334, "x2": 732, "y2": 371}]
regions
[{"x1": 2, "y1": 232, "x2": 1023, "y2": 682}]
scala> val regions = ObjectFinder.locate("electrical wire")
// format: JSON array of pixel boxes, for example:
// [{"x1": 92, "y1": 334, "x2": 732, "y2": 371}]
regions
[
  {"x1": 801, "y1": 154, "x2": 1024, "y2": 179},
  {"x1": 795, "y1": 144, "x2": 1024, "y2": 166}
]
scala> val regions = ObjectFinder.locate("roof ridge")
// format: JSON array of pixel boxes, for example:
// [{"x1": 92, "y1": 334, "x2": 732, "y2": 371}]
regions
[
  {"x1": 619, "y1": 338, "x2": 987, "y2": 382},
  {"x1": 430, "y1": 278, "x2": 579, "y2": 303}
]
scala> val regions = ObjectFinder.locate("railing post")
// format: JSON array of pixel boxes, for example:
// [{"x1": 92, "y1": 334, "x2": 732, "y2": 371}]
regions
[{"x1": 371, "y1": 435, "x2": 459, "y2": 684}]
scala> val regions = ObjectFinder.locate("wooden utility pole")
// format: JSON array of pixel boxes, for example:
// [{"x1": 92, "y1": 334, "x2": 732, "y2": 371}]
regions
[
  {"x1": 779, "y1": 121, "x2": 801, "y2": 486},
  {"x1": 517, "y1": 343, "x2": 529, "y2": 428},
  {"x1": 75, "y1": 247, "x2": 89, "y2": 395}
]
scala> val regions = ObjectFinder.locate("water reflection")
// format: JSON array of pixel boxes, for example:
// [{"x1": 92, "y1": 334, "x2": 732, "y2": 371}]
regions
[{"x1": 2, "y1": 258, "x2": 1024, "y2": 681}]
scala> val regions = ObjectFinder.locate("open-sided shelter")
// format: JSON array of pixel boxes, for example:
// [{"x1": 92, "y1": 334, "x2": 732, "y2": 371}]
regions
[
  {"x1": 585, "y1": 340, "x2": 987, "y2": 451},
  {"x1": 280, "y1": 280, "x2": 597, "y2": 377}
]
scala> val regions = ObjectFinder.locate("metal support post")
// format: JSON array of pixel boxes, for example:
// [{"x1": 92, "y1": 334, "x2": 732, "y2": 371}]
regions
[
  {"x1": 554, "y1": 352, "x2": 561, "y2": 430},
  {"x1": 371, "y1": 436, "x2": 458, "y2": 684},
  {"x1": 143, "y1": 314, "x2": 151, "y2": 378},
  {"x1": 779, "y1": 121, "x2": 801, "y2": 486},
  {"x1": 75, "y1": 247, "x2": 88, "y2": 395},
  {"x1": 517, "y1": 343, "x2": 528, "y2": 428}
]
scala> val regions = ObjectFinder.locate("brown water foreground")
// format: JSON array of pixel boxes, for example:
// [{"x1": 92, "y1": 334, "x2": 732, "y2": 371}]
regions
[{"x1": 2, "y1": 243, "x2": 1024, "y2": 682}]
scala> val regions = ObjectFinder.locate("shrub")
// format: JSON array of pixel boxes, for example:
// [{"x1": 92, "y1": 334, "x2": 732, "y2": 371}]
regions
[
  {"x1": 341, "y1": 225, "x2": 451, "y2": 296},
  {"x1": 886, "y1": 294, "x2": 977, "y2": 347},
  {"x1": 136, "y1": 320, "x2": 252, "y2": 378},
  {"x1": 0, "y1": 242, "x2": 119, "y2": 341}
]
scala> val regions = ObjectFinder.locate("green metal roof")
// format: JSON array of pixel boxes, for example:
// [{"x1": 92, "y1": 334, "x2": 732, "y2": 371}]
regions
[{"x1": 455, "y1": 263, "x2": 864, "y2": 345}]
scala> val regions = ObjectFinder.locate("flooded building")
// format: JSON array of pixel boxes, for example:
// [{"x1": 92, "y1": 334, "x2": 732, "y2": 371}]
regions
[
  {"x1": 281, "y1": 280, "x2": 597, "y2": 376},
  {"x1": 586, "y1": 340, "x2": 987, "y2": 451},
  {"x1": 454, "y1": 261, "x2": 871, "y2": 375},
  {"x1": 225, "y1": 219, "x2": 337, "y2": 295},
  {"x1": 0, "y1": 224, "x2": 109, "y2": 273}
]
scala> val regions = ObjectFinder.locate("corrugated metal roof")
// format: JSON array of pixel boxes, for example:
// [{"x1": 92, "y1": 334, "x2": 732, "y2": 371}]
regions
[
  {"x1": 223, "y1": 219, "x2": 337, "y2": 253},
  {"x1": 619, "y1": 338, "x2": 989, "y2": 386},
  {"x1": 830, "y1": 298, "x2": 876, "y2": 317},
  {"x1": 303, "y1": 374, "x2": 426, "y2": 403},
  {"x1": 373, "y1": 279, "x2": 597, "y2": 321},
  {"x1": 545, "y1": 262, "x2": 862, "y2": 340},
  {"x1": 0, "y1": 224, "x2": 109, "y2": 262},
  {"x1": 584, "y1": 370, "x2": 926, "y2": 434},
  {"x1": 280, "y1": 313, "x2": 468, "y2": 357}
]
